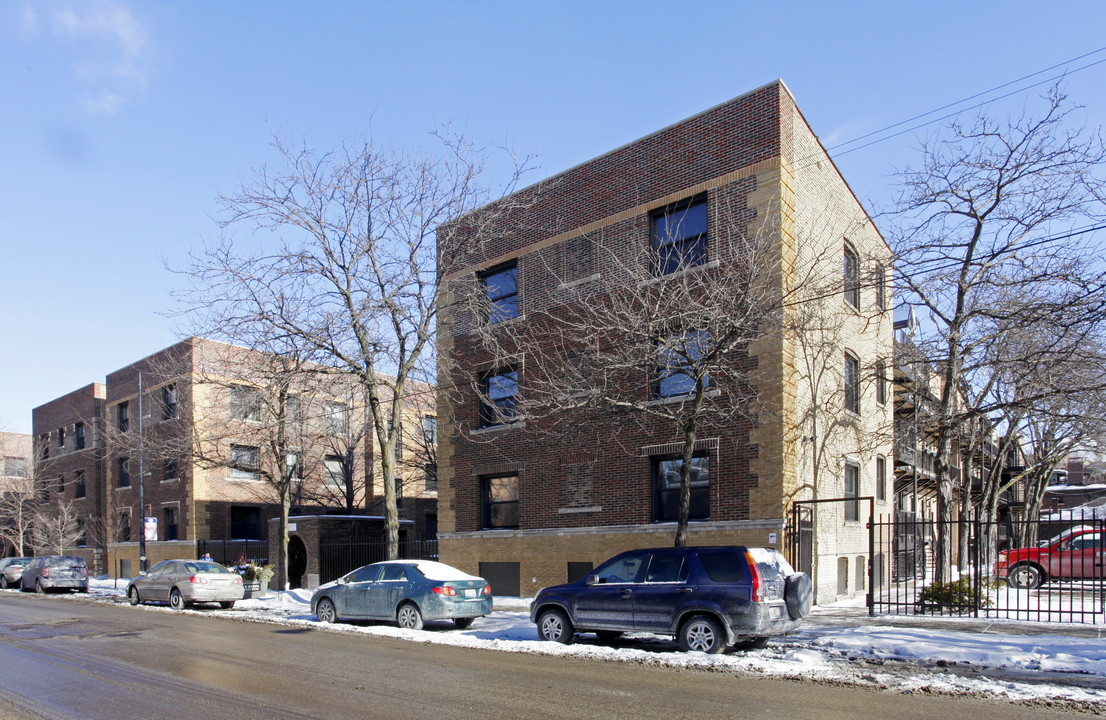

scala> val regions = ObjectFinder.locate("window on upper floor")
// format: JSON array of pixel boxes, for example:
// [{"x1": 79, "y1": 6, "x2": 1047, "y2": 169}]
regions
[
  {"x1": 844, "y1": 351, "x2": 860, "y2": 415},
  {"x1": 229, "y1": 386, "x2": 260, "y2": 422},
  {"x1": 653, "y1": 454, "x2": 710, "y2": 523},
  {"x1": 163, "y1": 457, "x2": 179, "y2": 482},
  {"x1": 651, "y1": 196, "x2": 708, "y2": 276},
  {"x1": 325, "y1": 401, "x2": 349, "y2": 436},
  {"x1": 163, "y1": 384, "x2": 178, "y2": 420},
  {"x1": 480, "y1": 369, "x2": 518, "y2": 428},
  {"x1": 324, "y1": 454, "x2": 344, "y2": 486},
  {"x1": 228, "y1": 445, "x2": 260, "y2": 481},
  {"x1": 876, "y1": 456, "x2": 886, "y2": 502},
  {"x1": 845, "y1": 462, "x2": 860, "y2": 521},
  {"x1": 875, "y1": 359, "x2": 887, "y2": 406},
  {"x1": 423, "y1": 415, "x2": 437, "y2": 447},
  {"x1": 75, "y1": 471, "x2": 86, "y2": 498},
  {"x1": 875, "y1": 262, "x2": 887, "y2": 310},
  {"x1": 844, "y1": 244, "x2": 860, "y2": 309},
  {"x1": 4, "y1": 457, "x2": 27, "y2": 478},
  {"x1": 655, "y1": 330, "x2": 709, "y2": 399},
  {"x1": 480, "y1": 262, "x2": 519, "y2": 324},
  {"x1": 118, "y1": 402, "x2": 129, "y2": 432},
  {"x1": 482, "y1": 473, "x2": 519, "y2": 529},
  {"x1": 163, "y1": 506, "x2": 179, "y2": 541},
  {"x1": 57, "y1": 427, "x2": 65, "y2": 448},
  {"x1": 75, "y1": 423, "x2": 85, "y2": 450},
  {"x1": 118, "y1": 458, "x2": 131, "y2": 488}
]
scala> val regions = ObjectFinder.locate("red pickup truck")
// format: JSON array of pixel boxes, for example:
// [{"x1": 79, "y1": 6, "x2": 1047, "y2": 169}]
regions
[{"x1": 996, "y1": 526, "x2": 1104, "y2": 588}]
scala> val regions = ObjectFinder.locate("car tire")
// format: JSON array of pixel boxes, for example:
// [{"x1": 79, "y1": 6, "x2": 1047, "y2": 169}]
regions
[
  {"x1": 733, "y1": 636, "x2": 770, "y2": 650},
  {"x1": 594, "y1": 630, "x2": 623, "y2": 643},
  {"x1": 453, "y1": 617, "x2": 474, "y2": 629},
  {"x1": 315, "y1": 597, "x2": 338, "y2": 623},
  {"x1": 128, "y1": 587, "x2": 141, "y2": 606},
  {"x1": 536, "y1": 608, "x2": 574, "y2": 645},
  {"x1": 169, "y1": 588, "x2": 185, "y2": 610},
  {"x1": 219, "y1": 601, "x2": 235, "y2": 609},
  {"x1": 1008, "y1": 563, "x2": 1043, "y2": 590},
  {"x1": 679, "y1": 615, "x2": 725, "y2": 654},
  {"x1": 397, "y1": 602, "x2": 424, "y2": 631},
  {"x1": 784, "y1": 573, "x2": 813, "y2": 619}
]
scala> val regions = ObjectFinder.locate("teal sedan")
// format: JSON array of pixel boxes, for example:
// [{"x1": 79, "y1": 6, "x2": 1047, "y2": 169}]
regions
[{"x1": 311, "y1": 560, "x2": 492, "y2": 630}]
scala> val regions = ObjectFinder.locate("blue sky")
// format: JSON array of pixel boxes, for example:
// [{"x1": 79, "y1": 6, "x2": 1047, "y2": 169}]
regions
[{"x1": 3, "y1": 1, "x2": 1106, "y2": 434}]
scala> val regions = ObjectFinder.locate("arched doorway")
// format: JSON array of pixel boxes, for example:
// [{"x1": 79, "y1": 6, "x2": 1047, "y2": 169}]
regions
[{"x1": 288, "y1": 536, "x2": 307, "y2": 589}]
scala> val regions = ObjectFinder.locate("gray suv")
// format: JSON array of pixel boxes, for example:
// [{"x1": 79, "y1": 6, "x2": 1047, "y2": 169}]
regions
[
  {"x1": 531, "y1": 546, "x2": 812, "y2": 653},
  {"x1": 20, "y1": 556, "x2": 89, "y2": 593}
]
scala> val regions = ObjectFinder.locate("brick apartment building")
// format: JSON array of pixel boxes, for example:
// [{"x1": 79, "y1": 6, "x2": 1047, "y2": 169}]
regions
[
  {"x1": 31, "y1": 337, "x2": 437, "y2": 584},
  {"x1": 437, "y1": 80, "x2": 894, "y2": 603},
  {"x1": 0, "y1": 431, "x2": 35, "y2": 556}
]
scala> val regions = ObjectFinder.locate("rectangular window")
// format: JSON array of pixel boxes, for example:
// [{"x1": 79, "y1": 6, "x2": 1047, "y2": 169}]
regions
[
  {"x1": 286, "y1": 395, "x2": 301, "y2": 429},
  {"x1": 388, "y1": 422, "x2": 403, "y2": 462},
  {"x1": 652, "y1": 455, "x2": 710, "y2": 523},
  {"x1": 845, "y1": 463, "x2": 859, "y2": 522},
  {"x1": 656, "y1": 330, "x2": 709, "y2": 398},
  {"x1": 4, "y1": 457, "x2": 28, "y2": 477},
  {"x1": 163, "y1": 458, "x2": 178, "y2": 482},
  {"x1": 118, "y1": 402, "x2": 129, "y2": 432},
  {"x1": 423, "y1": 415, "x2": 437, "y2": 447},
  {"x1": 75, "y1": 471, "x2": 86, "y2": 498},
  {"x1": 325, "y1": 402, "x2": 349, "y2": 436},
  {"x1": 229, "y1": 445, "x2": 260, "y2": 481},
  {"x1": 57, "y1": 428, "x2": 65, "y2": 448},
  {"x1": 480, "y1": 370, "x2": 518, "y2": 427},
  {"x1": 285, "y1": 451, "x2": 303, "y2": 479},
  {"x1": 425, "y1": 462, "x2": 438, "y2": 492},
  {"x1": 844, "y1": 245, "x2": 860, "y2": 309},
  {"x1": 480, "y1": 262, "x2": 519, "y2": 324},
  {"x1": 164, "y1": 507, "x2": 179, "y2": 541},
  {"x1": 324, "y1": 454, "x2": 344, "y2": 486},
  {"x1": 876, "y1": 456, "x2": 886, "y2": 502},
  {"x1": 230, "y1": 386, "x2": 260, "y2": 421},
  {"x1": 118, "y1": 512, "x2": 131, "y2": 542},
  {"x1": 651, "y1": 196, "x2": 708, "y2": 276},
  {"x1": 40, "y1": 433, "x2": 49, "y2": 459},
  {"x1": 75, "y1": 423, "x2": 85, "y2": 450},
  {"x1": 482, "y1": 474, "x2": 519, "y2": 529},
  {"x1": 118, "y1": 458, "x2": 131, "y2": 488},
  {"x1": 845, "y1": 352, "x2": 860, "y2": 415},
  {"x1": 163, "y1": 384, "x2": 178, "y2": 420},
  {"x1": 875, "y1": 263, "x2": 887, "y2": 310},
  {"x1": 875, "y1": 359, "x2": 887, "y2": 405},
  {"x1": 230, "y1": 506, "x2": 261, "y2": 540}
]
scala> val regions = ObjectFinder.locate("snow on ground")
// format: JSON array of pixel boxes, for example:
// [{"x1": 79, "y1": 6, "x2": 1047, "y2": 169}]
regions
[{"x1": 36, "y1": 578, "x2": 1104, "y2": 706}]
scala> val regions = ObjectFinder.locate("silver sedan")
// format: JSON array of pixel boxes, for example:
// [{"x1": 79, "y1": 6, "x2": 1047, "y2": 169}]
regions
[{"x1": 127, "y1": 559, "x2": 244, "y2": 609}]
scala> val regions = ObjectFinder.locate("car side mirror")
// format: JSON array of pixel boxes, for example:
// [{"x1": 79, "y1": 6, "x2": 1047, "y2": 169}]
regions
[{"x1": 585, "y1": 574, "x2": 601, "y2": 586}]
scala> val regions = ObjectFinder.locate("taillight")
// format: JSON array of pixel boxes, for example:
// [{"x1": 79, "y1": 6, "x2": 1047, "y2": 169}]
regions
[
  {"x1": 82, "y1": 568, "x2": 89, "y2": 578},
  {"x1": 482, "y1": 584, "x2": 492, "y2": 596},
  {"x1": 189, "y1": 575, "x2": 208, "y2": 585},
  {"x1": 232, "y1": 576, "x2": 242, "y2": 585},
  {"x1": 42, "y1": 567, "x2": 50, "y2": 578},
  {"x1": 433, "y1": 586, "x2": 458, "y2": 596},
  {"x1": 745, "y1": 551, "x2": 762, "y2": 602}
]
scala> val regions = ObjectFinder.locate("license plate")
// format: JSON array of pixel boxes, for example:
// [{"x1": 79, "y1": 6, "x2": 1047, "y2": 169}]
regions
[{"x1": 464, "y1": 588, "x2": 477, "y2": 598}]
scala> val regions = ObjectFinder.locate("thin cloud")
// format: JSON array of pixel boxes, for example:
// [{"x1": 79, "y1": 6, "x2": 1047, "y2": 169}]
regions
[{"x1": 21, "y1": 0, "x2": 148, "y2": 114}]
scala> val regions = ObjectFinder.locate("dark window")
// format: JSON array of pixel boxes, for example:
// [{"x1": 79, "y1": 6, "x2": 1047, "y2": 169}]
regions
[
  {"x1": 656, "y1": 330, "x2": 709, "y2": 398},
  {"x1": 285, "y1": 452, "x2": 303, "y2": 480},
  {"x1": 40, "y1": 433, "x2": 49, "y2": 459},
  {"x1": 644, "y1": 554, "x2": 688, "y2": 583},
  {"x1": 229, "y1": 445, "x2": 259, "y2": 480},
  {"x1": 163, "y1": 384, "x2": 178, "y2": 420},
  {"x1": 845, "y1": 463, "x2": 859, "y2": 521},
  {"x1": 652, "y1": 455, "x2": 709, "y2": 523},
  {"x1": 325, "y1": 402, "x2": 349, "y2": 435},
  {"x1": 118, "y1": 457, "x2": 130, "y2": 488},
  {"x1": 593, "y1": 552, "x2": 648, "y2": 584},
  {"x1": 164, "y1": 458, "x2": 178, "y2": 482},
  {"x1": 876, "y1": 456, "x2": 886, "y2": 502},
  {"x1": 57, "y1": 428, "x2": 65, "y2": 448},
  {"x1": 845, "y1": 352, "x2": 860, "y2": 415},
  {"x1": 324, "y1": 455, "x2": 344, "y2": 486},
  {"x1": 75, "y1": 471, "x2": 86, "y2": 498},
  {"x1": 118, "y1": 402, "x2": 129, "y2": 432},
  {"x1": 482, "y1": 474, "x2": 519, "y2": 529},
  {"x1": 75, "y1": 423, "x2": 85, "y2": 450},
  {"x1": 119, "y1": 512, "x2": 131, "y2": 542},
  {"x1": 425, "y1": 462, "x2": 438, "y2": 492},
  {"x1": 697, "y1": 549, "x2": 747, "y2": 583},
  {"x1": 230, "y1": 506, "x2": 261, "y2": 540},
  {"x1": 423, "y1": 415, "x2": 437, "y2": 447},
  {"x1": 876, "y1": 263, "x2": 887, "y2": 310},
  {"x1": 844, "y1": 245, "x2": 860, "y2": 309},
  {"x1": 480, "y1": 370, "x2": 518, "y2": 427},
  {"x1": 875, "y1": 359, "x2": 887, "y2": 405},
  {"x1": 164, "y1": 507, "x2": 179, "y2": 541},
  {"x1": 651, "y1": 196, "x2": 708, "y2": 276},
  {"x1": 230, "y1": 385, "x2": 260, "y2": 421},
  {"x1": 480, "y1": 262, "x2": 519, "y2": 324}
]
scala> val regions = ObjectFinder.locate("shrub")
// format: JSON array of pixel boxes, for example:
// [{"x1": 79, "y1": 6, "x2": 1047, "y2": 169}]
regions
[{"x1": 915, "y1": 577, "x2": 998, "y2": 613}]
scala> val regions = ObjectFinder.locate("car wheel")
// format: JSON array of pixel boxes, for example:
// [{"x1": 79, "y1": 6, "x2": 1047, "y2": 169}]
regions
[
  {"x1": 169, "y1": 588, "x2": 185, "y2": 610},
  {"x1": 128, "y1": 587, "x2": 141, "y2": 606},
  {"x1": 453, "y1": 617, "x2": 474, "y2": 629},
  {"x1": 396, "y1": 602, "x2": 424, "y2": 631},
  {"x1": 35, "y1": 580, "x2": 45, "y2": 594},
  {"x1": 536, "y1": 608, "x2": 573, "y2": 644},
  {"x1": 315, "y1": 598, "x2": 338, "y2": 623},
  {"x1": 733, "y1": 636, "x2": 770, "y2": 650},
  {"x1": 219, "y1": 601, "x2": 235, "y2": 609},
  {"x1": 679, "y1": 615, "x2": 725, "y2": 654},
  {"x1": 1008, "y1": 563, "x2": 1043, "y2": 590},
  {"x1": 594, "y1": 630, "x2": 623, "y2": 643}
]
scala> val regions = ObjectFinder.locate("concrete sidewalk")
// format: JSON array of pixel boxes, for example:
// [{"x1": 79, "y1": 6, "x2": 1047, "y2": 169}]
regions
[{"x1": 807, "y1": 602, "x2": 1106, "y2": 639}]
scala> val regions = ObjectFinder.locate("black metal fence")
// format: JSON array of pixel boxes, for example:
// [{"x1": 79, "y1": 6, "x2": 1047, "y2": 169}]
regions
[
  {"x1": 871, "y1": 511, "x2": 1106, "y2": 623},
  {"x1": 196, "y1": 539, "x2": 269, "y2": 568},
  {"x1": 319, "y1": 538, "x2": 439, "y2": 585}
]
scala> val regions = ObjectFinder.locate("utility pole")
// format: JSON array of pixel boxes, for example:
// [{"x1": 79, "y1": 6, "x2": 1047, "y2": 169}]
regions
[{"x1": 138, "y1": 372, "x2": 147, "y2": 573}]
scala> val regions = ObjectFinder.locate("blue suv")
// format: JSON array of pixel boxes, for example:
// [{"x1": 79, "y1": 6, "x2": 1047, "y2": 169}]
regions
[{"x1": 530, "y1": 546, "x2": 812, "y2": 653}]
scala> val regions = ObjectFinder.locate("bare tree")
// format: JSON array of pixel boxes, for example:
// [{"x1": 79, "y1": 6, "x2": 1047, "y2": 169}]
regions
[
  {"x1": 177, "y1": 133, "x2": 528, "y2": 560},
  {"x1": 888, "y1": 85, "x2": 1106, "y2": 581},
  {"x1": 32, "y1": 498, "x2": 83, "y2": 556},
  {"x1": 0, "y1": 477, "x2": 37, "y2": 557}
]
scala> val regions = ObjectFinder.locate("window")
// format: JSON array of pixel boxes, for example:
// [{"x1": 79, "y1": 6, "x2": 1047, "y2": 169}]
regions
[
  {"x1": 656, "y1": 330, "x2": 709, "y2": 398},
  {"x1": 389, "y1": 422, "x2": 403, "y2": 462},
  {"x1": 75, "y1": 471, "x2": 86, "y2": 498},
  {"x1": 118, "y1": 402, "x2": 129, "y2": 432},
  {"x1": 4, "y1": 457, "x2": 27, "y2": 477},
  {"x1": 651, "y1": 196, "x2": 707, "y2": 276},
  {"x1": 229, "y1": 445, "x2": 260, "y2": 481},
  {"x1": 40, "y1": 433, "x2": 49, "y2": 459},
  {"x1": 119, "y1": 512, "x2": 131, "y2": 542},
  {"x1": 57, "y1": 427, "x2": 65, "y2": 448},
  {"x1": 480, "y1": 370, "x2": 518, "y2": 427},
  {"x1": 163, "y1": 384, "x2": 178, "y2": 420},
  {"x1": 844, "y1": 352, "x2": 860, "y2": 415},
  {"x1": 230, "y1": 505, "x2": 261, "y2": 539},
  {"x1": 875, "y1": 359, "x2": 887, "y2": 405},
  {"x1": 482, "y1": 474, "x2": 519, "y2": 529},
  {"x1": 286, "y1": 395, "x2": 301, "y2": 429},
  {"x1": 876, "y1": 456, "x2": 886, "y2": 501},
  {"x1": 425, "y1": 462, "x2": 438, "y2": 492},
  {"x1": 75, "y1": 423, "x2": 85, "y2": 450},
  {"x1": 163, "y1": 507, "x2": 179, "y2": 541},
  {"x1": 875, "y1": 262, "x2": 887, "y2": 310},
  {"x1": 325, "y1": 402, "x2": 349, "y2": 435},
  {"x1": 423, "y1": 415, "x2": 437, "y2": 447},
  {"x1": 480, "y1": 262, "x2": 519, "y2": 324},
  {"x1": 230, "y1": 386, "x2": 260, "y2": 421},
  {"x1": 285, "y1": 452, "x2": 303, "y2": 479},
  {"x1": 118, "y1": 458, "x2": 131, "y2": 488},
  {"x1": 844, "y1": 244, "x2": 860, "y2": 309},
  {"x1": 845, "y1": 463, "x2": 859, "y2": 521},
  {"x1": 324, "y1": 454, "x2": 344, "y2": 486},
  {"x1": 163, "y1": 458, "x2": 178, "y2": 482},
  {"x1": 652, "y1": 455, "x2": 710, "y2": 523}
]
